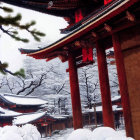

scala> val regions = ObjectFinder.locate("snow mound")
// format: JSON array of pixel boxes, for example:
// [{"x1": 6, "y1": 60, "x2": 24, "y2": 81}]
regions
[
  {"x1": 0, "y1": 131, "x2": 23, "y2": 140},
  {"x1": 106, "y1": 136, "x2": 134, "y2": 140},
  {"x1": 67, "y1": 127, "x2": 135, "y2": 140},
  {"x1": 91, "y1": 127, "x2": 117, "y2": 140},
  {"x1": 20, "y1": 124, "x2": 41, "y2": 140},
  {"x1": 0, "y1": 124, "x2": 41, "y2": 140},
  {"x1": 67, "y1": 129, "x2": 92, "y2": 140},
  {"x1": 0, "y1": 125, "x2": 20, "y2": 135}
]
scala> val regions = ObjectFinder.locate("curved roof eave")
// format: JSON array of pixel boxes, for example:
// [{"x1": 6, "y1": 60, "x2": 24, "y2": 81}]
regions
[
  {"x1": 19, "y1": 0, "x2": 138, "y2": 59},
  {"x1": 13, "y1": 111, "x2": 55, "y2": 125}
]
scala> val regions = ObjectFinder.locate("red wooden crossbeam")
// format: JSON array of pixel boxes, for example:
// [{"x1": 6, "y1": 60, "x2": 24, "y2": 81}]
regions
[{"x1": 66, "y1": 60, "x2": 94, "y2": 72}]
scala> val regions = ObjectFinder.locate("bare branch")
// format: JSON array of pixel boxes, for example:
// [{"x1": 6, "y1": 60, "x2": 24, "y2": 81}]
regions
[
  {"x1": 25, "y1": 73, "x2": 47, "y2": 96},
  {"x1": 5, "y1": 77, "x2": 14, "y2": 94},
  {"x1": 16, "y1": 81, "x2": 34, "y2": 95}
]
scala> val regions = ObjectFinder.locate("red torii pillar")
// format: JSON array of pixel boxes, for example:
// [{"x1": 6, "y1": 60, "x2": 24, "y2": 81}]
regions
[
  {"x1": 96, "y1": 41, "x2": 114, "y2": 128},
  {"x1": 68, "y1": 50, "x2": 83, "y2": 129},
  {"x1": 112, "y1": 33, "x2": 134, "y2": 137}
]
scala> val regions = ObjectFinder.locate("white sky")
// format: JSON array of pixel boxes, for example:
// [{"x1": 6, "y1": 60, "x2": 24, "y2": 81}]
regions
[{"x1": 0, "y1": 3, "x2": 68, "y2": 72}]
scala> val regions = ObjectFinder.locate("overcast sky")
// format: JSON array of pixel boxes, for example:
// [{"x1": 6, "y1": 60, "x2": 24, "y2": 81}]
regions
[{"x1": 0, "y1": 3, "x2": 68, "y2": 72}]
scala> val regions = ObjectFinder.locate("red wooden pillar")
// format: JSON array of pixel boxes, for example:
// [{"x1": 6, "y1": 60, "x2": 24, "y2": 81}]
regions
[
  {"x1": 96, "y1": 41, "x2": 114, "y2": 128},
  {"x1": 68, "y1": 50, "x2": 83, "y2": 130},
  {"x1": 112, "y1": 33, "x2": 134, "y2": 137}
]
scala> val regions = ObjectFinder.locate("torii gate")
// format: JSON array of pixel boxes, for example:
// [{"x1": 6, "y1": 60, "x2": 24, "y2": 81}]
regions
[{"x1": 2, "y1": 0, "x2": 140, "y2": 139}]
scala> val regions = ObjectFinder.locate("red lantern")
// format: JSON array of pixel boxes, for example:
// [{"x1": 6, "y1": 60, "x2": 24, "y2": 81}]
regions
[
  {"x1": 82, "y1": 47, "x2": 93, "y2": 62},
  {"x1": 75, "y1": 9, "x2": 83, "y2": 23},
  {"x1": 104, "y1": 0, "x2": 112, "y2": 5},
  {"x1": 41, "y1": 123, "x2": 48, "y2": 126}
]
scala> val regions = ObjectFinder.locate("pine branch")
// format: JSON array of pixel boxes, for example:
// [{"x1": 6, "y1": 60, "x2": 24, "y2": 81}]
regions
[
  {"x1": 0, "y1": 61, "x2": 25, "y2": 77},
  {"x1": 0, "y1": 9, "x2": 45, "y2": 42},
  {"x1": 0, "y1": 25, "x2": 29, "y2": 42},
  {"x1": 19, "y1": 21, "x2": 45, "y2": 42},
  {"x1": 0, "y1": 14, "x2": 21, "y2": 26},
  {"x1": 0, "y1": 5, "x2": 45, "y2": 76},
  {"x1": 0, "y1": 6, "x2": 13, "y2": 13}
]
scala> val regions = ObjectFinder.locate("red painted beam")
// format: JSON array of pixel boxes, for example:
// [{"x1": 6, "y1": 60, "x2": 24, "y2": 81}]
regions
[
  {"x1": 96, "y1": 41, "x2": 114, "y2": 128},
  {"x1": 112, "y1": 33, "x2": 134, "y2": 137},
  {"x1": 68, "y1": 51, "x2": 83, "y2": 129},
  {"x1": 66, "y1": 61, "x2": 94, "y2": 72}
]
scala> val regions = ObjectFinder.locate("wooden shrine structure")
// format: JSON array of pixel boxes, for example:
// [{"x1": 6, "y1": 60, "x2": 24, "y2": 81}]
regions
[
  {"x1": 13, "y1": 111, "x2": 55, "y2": 126},
  {"x1": 0, "y1": 106, "x2": 21, "y2": 127},
  {"x1": 2, "y1": 0, "x2": 140, "y2": 139},
  {"x1": 0, "y1": 93, "x2": 48, "y2": 113}
]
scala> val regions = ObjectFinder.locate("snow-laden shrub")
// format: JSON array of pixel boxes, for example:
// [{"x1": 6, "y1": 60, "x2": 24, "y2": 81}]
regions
[
  {"x1": 0, "y1": 125, "x2": 23, "y2": 140},
  {"x1": 67, "y1": 127, "x2": 135, "y2": 140},
  {"x1": 67, "y1": 129, "x2": 92, "y2": 140},
  {"x1": 0, "y1": 125, "x2": 20, "y2": 135},
  {"x1": 0, "y1": 131, "x2": 23, "y2": 140},
  {"x1": 91, "y1": 127, "x2": 117, "y2": 140},
  {"x1": 106, "y1": 136, "x2": 134, "y2": 140},
  {"x1": 0, "y1": 124, "x2": 41, "y2": 140},
  {"x1": 20, "y1": 124, "x2": 41, "y2": 140}
]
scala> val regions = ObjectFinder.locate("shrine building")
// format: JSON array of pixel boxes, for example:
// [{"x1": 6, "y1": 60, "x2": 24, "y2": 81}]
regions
[
  {"x1": 0, "y1": 93, "x2": 48, "y2": 113},
  {"x1": 1, "y1": 0, "x2": 140, "y2": 139}
]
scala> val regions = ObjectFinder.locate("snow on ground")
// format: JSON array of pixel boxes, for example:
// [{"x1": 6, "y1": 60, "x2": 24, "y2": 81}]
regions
[
  {"x1": 0, "y1": 124, "x2": 134, "y2": 140},
  {"x1": 0, "y1": 124, "x2": 41, "y2": 140},
  {"x1": 42, "y1": 126, "x2": 134, "y2": 140},
  {"x1": 42, "y1": 128, "x2": 74, "y2": 140}
]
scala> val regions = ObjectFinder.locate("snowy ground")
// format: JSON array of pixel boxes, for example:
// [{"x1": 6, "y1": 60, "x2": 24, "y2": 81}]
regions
[
  {"x1": 0, "y1": 124, "x2": 41, "y2": 140},
  {"x1": 0, "y1": 124, "x2": 133, "y2": 140},
  {"x1": 41, "y1": 125, "x2": 127, "y2": 140},
  {"x1": 41, "y1": 128, "x2": 73, "y2": 140}
]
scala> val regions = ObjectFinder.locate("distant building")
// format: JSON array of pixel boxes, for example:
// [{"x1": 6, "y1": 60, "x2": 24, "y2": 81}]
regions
[
  {"x1": 0, "y1": 107, "x2": 21, "y2": 127},
  {"x1": 0, "y1": 93, "x2": 48, "y2": 113}
]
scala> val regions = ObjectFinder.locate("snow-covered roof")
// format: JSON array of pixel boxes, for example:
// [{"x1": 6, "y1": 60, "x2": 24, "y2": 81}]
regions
[
  {"x1": 0, "y1": 107, "x2": 21, "y2": 117},
  {"x1": 106, "y1": 48, "x2": 114, "y2": 55},
  {"x1": 95, "y1": 95, "x2": 121, "y2": 105},
  {"x1": 13, "y1": 111, "x2": 47, "y2": 125},
  {"x1": 111, "y1": 96, "x2": 121, "y2": 101},
  {"x1": 51, "y1": 114, "x2": 70, "y2": 120},
  {"x1": 84, "y1": 105, "x2": 122, "y2": 113},
  {"x1": 0, "y1": 93, "x2": 48, "y2": 106}
]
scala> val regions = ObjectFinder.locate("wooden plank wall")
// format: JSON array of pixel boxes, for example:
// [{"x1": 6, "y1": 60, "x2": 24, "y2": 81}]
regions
[{"x1": 119, "y1": 24, "x2": 140, "y2": 140}]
